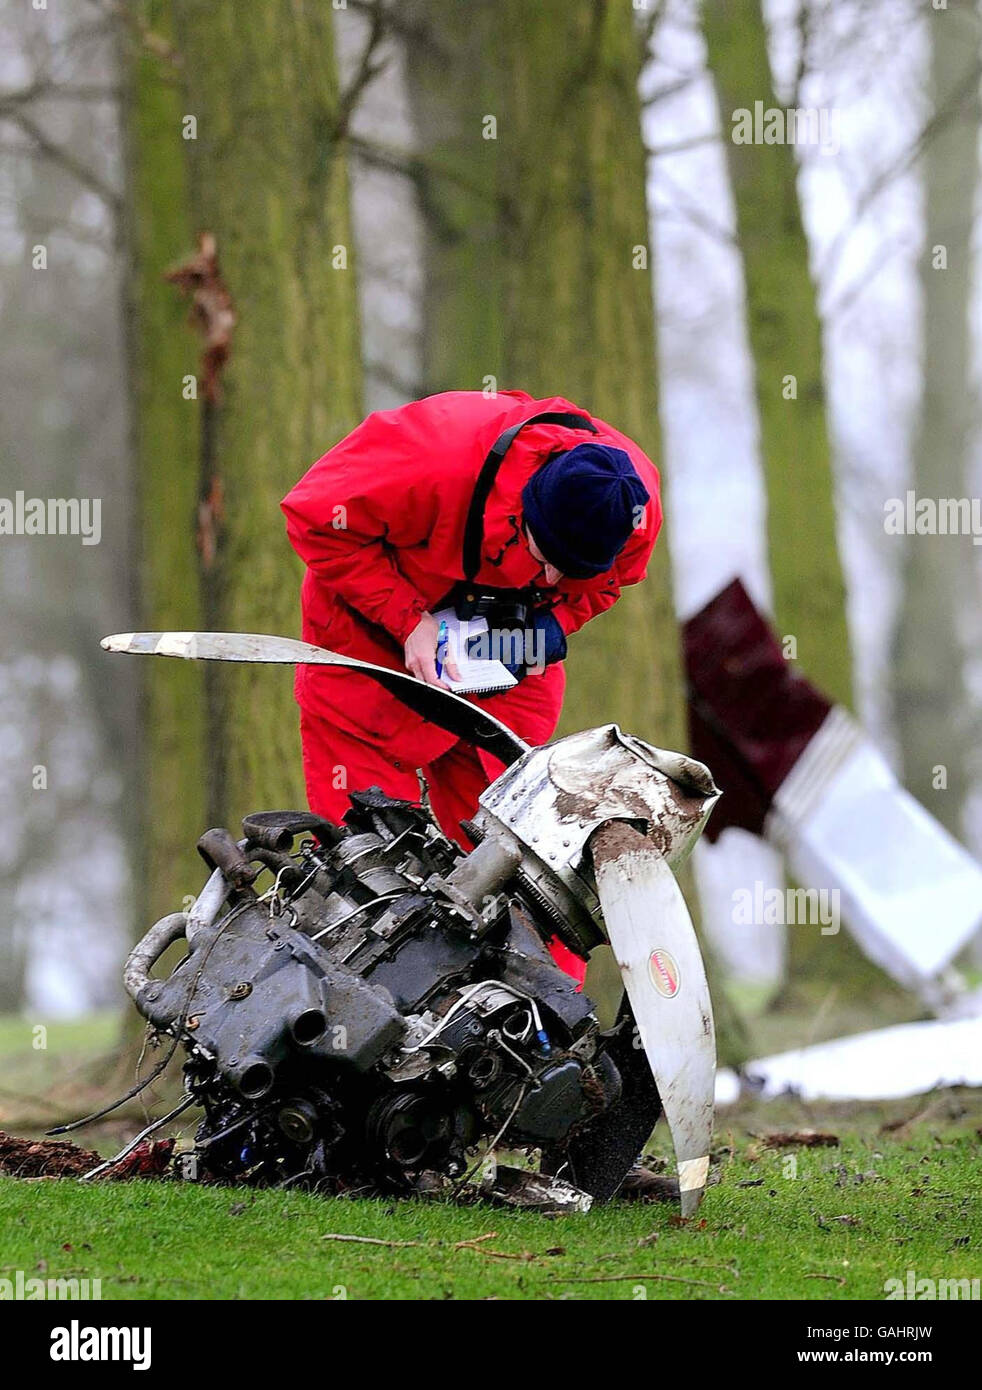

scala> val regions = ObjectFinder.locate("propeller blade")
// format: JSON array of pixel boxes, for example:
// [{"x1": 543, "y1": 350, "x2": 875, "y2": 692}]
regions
[
  {"x1": 101, "y1": 630, "x2": 529, "y2": 768},
  {"x1": 591, "y1": 822, "x2": 715, "y2": 1216}
]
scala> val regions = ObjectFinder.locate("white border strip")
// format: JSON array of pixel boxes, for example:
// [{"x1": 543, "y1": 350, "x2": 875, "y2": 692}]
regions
[
  {"x1": 766, "y1": 706, "x2": 862, "y2": 843},
  {"x1": 678, "y1": 1154, "x2": 710, "y2": 1193}
]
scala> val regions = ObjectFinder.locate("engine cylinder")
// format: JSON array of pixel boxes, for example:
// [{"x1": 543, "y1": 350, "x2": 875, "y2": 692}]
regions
[{"x1": 230, "y1": 1057, "x2": 276, "y2": 1100}]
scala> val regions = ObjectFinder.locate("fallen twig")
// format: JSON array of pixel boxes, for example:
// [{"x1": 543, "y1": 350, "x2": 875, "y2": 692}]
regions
[
  {"x1": 546, "y1": 1273, "x2": 728, "y2": 1291},
  {"x1": 454, "y1": 1242, "x2": 536, "y2": 1262},
  {"x1": 320, "y1": 1233, "x2": 424, "y2": 1249}
]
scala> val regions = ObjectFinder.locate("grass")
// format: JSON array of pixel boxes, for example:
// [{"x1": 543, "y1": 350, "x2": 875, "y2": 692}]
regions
[
  {"x1": 1, "y1": 1012, "x2": 980, "y2": 1300},
  {"x1": 0, "y1": 1012, "x2": 122, "y2": 1109},
  {"x1": 2, "y1": 1101, "x2": 980, "y2": 1300},
  {"x1": 0, "y1": 1012, "x2": 143, "y2": 1147},
  {"x1": 0, "y1": 1013, "x2": 119, "y2": 1084}
]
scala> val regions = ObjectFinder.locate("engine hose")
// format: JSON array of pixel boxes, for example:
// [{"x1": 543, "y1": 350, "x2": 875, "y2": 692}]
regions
[
  {"x1": 197, "y1": 827, "x2": 259, "y2": 889},
  {"x1": 185, "y1": 867, "x2": 228, "y2": 945},
  {"x1": 123, "y1": 912, "x2": 187, "y2": 1004}
]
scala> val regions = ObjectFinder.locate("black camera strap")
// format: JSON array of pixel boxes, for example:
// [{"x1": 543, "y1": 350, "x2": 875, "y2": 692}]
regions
[{"x1": 461, "y1": 410, "x2": 598, "y2": 582}]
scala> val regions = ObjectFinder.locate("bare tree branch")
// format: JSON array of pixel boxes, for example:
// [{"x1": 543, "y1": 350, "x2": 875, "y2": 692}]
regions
[
  {"x1": 347, "y1": 133, "x2": 500, "y2": 207},
  {"x1": 635, "y1": 0, "x2": 669, "y2": 56},
  {"x1": 789, "y1": 0, "x2": 816, "y2": 113},
  {"x1": 646, "y1": 131, "x2": 719, "y2": 158},
  {"x1": 0, "y1": 112, "x2": 122, "y2": 212},
  {"x1": 0, "y1": 82, "x2": 122, "y2": 111},
  {"x1": 334, "y1": 0, "x2": 391, "y2": 139},
  {"x1": 641, "y1": 71, "x2": 703, "y2": 108},
  {"x1": 0, "y1": 194, "x2": 115, "y2": 253},
  {"x1": 364, "y1": 359, "x2": 422, "y2": 400},
  {"x1": 822, "y1": 228, "x2": 917, "y2": 320},
  {"x1": 650, "y1": 198, "x2": 738, "y2": 249},
  {"x1": 347, "y1": 0, "x2": 451, "y2": 61},
  {"x1": 816, "y1": 53, "x2": 982, "y2": 292},
  {"x1": 651, "y1": 162, "x2": 738, "y2": 247}
]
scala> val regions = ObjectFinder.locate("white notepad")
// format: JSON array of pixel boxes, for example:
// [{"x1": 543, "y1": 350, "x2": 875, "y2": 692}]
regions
[{"x1": 432, "y1": 608, "x2": 518, "y2": 696}]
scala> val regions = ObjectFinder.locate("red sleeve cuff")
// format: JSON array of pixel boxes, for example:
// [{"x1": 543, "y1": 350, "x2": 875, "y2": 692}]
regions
[{"x1": 380, "y1": 584, "x2": 430, "y2": 646}]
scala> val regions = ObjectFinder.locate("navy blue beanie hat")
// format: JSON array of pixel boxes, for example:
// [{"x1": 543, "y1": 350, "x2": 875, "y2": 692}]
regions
[{"x1": 521, "y1": 443, "x2": 649, "y2": 578}]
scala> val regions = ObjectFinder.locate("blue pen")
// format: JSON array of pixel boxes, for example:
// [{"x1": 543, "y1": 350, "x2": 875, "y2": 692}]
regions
[{"x1": 434, "y1": 619, "x2": 449, "y2": 680}]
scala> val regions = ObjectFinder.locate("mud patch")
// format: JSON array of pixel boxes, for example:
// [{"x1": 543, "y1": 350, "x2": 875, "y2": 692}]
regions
[
  {"x1": 663, "y1": 774, "x2": 713, "y2": 823},
  {"x1": 590, "y1": 821, "x2": 646, "y2": 861},
  {"x1": 760, "y1": 1129, "x2": 840, "y2": 1149},
  {"x1": 0, "y1": 1130, "x2": 174, "y2": 1180},
  {"x1": 0, "y1": 1131, "x2": 101, "y2": 1178}
]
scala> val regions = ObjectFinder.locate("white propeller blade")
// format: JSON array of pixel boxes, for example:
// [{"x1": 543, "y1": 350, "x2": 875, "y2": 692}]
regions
[
  {"x1": 592, "y1": 822, "x2": 715, "y2": 1215},
  {"x1": 101, "y1": 630, "x2": 528, "y2": 768}
]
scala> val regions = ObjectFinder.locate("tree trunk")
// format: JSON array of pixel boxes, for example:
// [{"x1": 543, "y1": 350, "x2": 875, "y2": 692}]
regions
[
  {"x1": 126, "y1": 0, "x2": 363, "y2": 923},
  {"x1": 891, "y1": 0, "x2": 980, "y2": 839},
  {"x1": 407, "y1": 0, "x2": 683, "y2": 747},
  {"x1": 702, "y1": 1, "x2": 914, "y2": 1022},
  {"x1": 405, "y1": 0, "x2": 747, "y2": 1062},
  {"x1": 703, "y1": 0, "x2": 853, "y2": 711},
  {"x1": 124, "y1": 2, "x2": 207, "y2": 925}
]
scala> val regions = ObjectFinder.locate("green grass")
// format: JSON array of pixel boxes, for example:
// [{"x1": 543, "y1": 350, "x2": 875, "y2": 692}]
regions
[
  {"x1": 0, "y1": 1012, "x2": 135, "y2": 1144},
  {"x1": 2, "y1": 1013, "x2": 979, "y2": 1299},
  {"x1": 0, "y1": 1013, "x2": 119, "y2": 1073},
  {"x1": 2, "y1": 1118, "x2": 979, "y2": 1300}
]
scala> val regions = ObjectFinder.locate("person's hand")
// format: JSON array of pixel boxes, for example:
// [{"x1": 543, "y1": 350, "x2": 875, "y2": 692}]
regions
[
  {"x1": 507, "y1": 611, "x2": 567, "y2": 679},
  {"x1": 404, "y1": 612, "x2": 460, "y2": 687}
]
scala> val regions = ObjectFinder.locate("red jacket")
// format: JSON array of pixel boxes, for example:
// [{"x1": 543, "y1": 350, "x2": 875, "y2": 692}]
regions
[{"x1": 282, "y1": 390, "x2": 662, "y2": 767}]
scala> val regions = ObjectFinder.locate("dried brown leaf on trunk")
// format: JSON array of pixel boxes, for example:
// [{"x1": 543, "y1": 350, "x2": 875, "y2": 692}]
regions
[
  {"x1": 196, "y1": 475, "x2": 225, "y2": 571},
  {"x1": 164, "y1": 232, "x2": 237, "y2": 405}
]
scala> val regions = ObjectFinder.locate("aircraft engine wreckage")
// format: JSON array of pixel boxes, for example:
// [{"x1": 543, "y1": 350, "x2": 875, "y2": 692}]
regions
[{"x1": 103, "y1": 631, "x2": 720, "y2": 1214}]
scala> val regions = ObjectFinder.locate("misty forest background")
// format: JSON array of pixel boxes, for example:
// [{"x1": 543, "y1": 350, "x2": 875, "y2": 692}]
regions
[{"x1": 1, "y1": 0, "x2": 981, "y2": 1064}]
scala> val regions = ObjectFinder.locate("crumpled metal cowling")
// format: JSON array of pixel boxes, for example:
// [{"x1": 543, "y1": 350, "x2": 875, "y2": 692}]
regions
[{"x1": 472, "y1": 724, "x2": 720, "y2": 956}]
